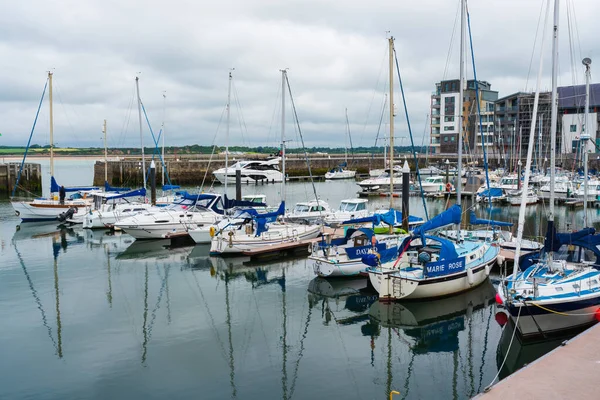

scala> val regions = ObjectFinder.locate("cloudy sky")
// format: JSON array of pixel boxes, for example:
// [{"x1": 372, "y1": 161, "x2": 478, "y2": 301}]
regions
[{"x1": 0, "y1": 0, "x2": 597, "y2": 149}]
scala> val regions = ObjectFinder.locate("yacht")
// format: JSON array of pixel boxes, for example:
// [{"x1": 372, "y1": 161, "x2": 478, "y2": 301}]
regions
[
  {"x1": 324, "y1": 199, "x2": 369, "y2": 225},
  {"x1": 286, "y1": 199, "x2": 332, "y2": 224},
  {"x1": 420, "y1": 176, "x2": 449, "y2": 194},
  {"x1": 324, "y1": 163, "x2": 356, "y2": 180},
  {"x1": 357, "y1": 169, "x2": 407, "y2": 192},
  {"x1": 212, "y1": 157, "x2": 283, "y2": 184}
]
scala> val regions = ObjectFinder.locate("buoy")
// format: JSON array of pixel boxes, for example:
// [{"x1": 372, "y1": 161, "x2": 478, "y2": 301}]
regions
[
  {"x1": 495, "y1": 312, "x2": 508, "y2": 327},
  {"x1": 495, "y1": 293, "x2": 503, "y2": 305},
  {"x1": 485, "y1": 264, "x2": 491, "y2": 276},
  {"x1": 594, "y1": 308, "x2": 600, "y2": 322},
  {"x1": 209, "y1": 226, "x2": 216, "y2": 237}
]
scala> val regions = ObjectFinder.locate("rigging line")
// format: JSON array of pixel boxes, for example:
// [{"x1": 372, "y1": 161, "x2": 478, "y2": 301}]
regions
[
  {"x1": 467, "y1": 7, "x2": 493, "y2": 209},
  {"x1": 477, "y1": 305, "x2": 493, "y2": 393},
  {"x1": 267, "y1": 81, "x2": 283, "y2": 148},
  {"x1": 12, "y1": 77, "x2": 48, "y2": 198},
  {"x1": 285, "y1": 74, "x2": 322, "y2": 217},
  {"x1": 359, "y1": 46, "x2": 389, "y2": 147},
  {"x1": 118, "y1": 84, "x2": 136, "y2": 147},
  {"x1": 392, "y1": 44, "x2": 429, "y2": 220},
  {"x1": 443, "y1": 0, "x2": 461, "y2": 81},
  {"x1": 524, "y1": 0, "x2": 546, "y2": 92},
  {"x1": 484, "y1": 306, "x2": 521, "y2": 391},
  {"x1": 570, "y1": 0, "x2": 584, "y2": 78},
  {"x1": 566, "y1": 1, "x2": 577, "y2": 85},
  {"x1": 288, "y1": 303, "x2": 313, "y2": 399},
  {"x1": 400, "y1": 351, "x2": 416, "y2": 400},
  {"x1": 12, "y1": 239, "x2": 59, "y2": 354},
  {"x1": 200, "y1": 106, "x2": 226, "y2": 191},
  {"x1": 53, "y1": 80, "x2": 78, "y2": 142},
  {"x1": 145, "y1": 264, "x2": 171, "y2": 344},
  {"x1": 251, "y1": 288, "x2": 276, "y2": 371},
  {"x1": 187, "y1": 269, "x2": 228, "y2": 361},
  {"x1": 232, "y1": 78, "x2": 249, "y2": 147}
]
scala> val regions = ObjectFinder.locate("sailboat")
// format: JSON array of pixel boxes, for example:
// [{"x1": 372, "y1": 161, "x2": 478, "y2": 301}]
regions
[
  {"x1": 11, "y1": 72, "x2": 99, "y2": 222},
  {"x1": 324, "y1": 108, "x2": 357, "y2": 180},
  {"x1": 365, "y1": 11, "x2": 498, "y2": 301},
  {"x1": 496, "y1": 0, "x2": 600, "y2": 338},
  {"x1": 208, "y1": 70, "x2": 321, "y2": 255}
]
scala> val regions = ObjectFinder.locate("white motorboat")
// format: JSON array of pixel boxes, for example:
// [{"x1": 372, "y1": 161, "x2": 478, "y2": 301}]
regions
[
  {"x1": 323, "y1": 198, "x2": 369, "y2": 225},
  {"x1": 212, "y1": 158, "x2": 283, "y2": 184},
  {"x1": 357, "y1": 170, "x2": 407, "y2": 192},
  {"x1": 285, "y1": 199, "x2": 332, "y2": 224},
  {"x1": 505, "y1": 188, "x2": 539, "y2": 205},
  {"x1": 420, "y1": 176, "x2": 450, "y2": 194},
  {"x1": 574, "y1": 178, "x2": 600, "y2": 201},
  {"x1": 324, "y1": 163, "x2": 356, "y2": 180},
  {"x1": 114, "y1": 192, "x2": 226, "y2": 239}
]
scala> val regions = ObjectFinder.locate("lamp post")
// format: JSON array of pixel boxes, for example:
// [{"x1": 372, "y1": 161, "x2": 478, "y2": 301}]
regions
[{"x1": 445, "y1": 159, "x2": 450, "y2": 185}]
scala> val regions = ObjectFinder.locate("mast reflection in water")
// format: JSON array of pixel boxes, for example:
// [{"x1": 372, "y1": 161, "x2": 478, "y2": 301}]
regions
[{"x1": 2, "y1": 192, "x2": 597, "y2": 399}]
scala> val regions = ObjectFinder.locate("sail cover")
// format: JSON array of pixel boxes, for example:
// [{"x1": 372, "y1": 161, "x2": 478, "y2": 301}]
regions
[
  {"x1": 342, "y1": 208, "x2": 423, "y2": 226},
  {"x1": 412, "y1": 205, "x2": 461, "y2": 236},
  {"x1": 469, "y1": 211, "x2": 512, "y2": 227}
]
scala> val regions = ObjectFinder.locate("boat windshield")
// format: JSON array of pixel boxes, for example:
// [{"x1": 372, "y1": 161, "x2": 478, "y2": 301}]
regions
[
  {"x1": 231, "y1": 161, "x2": 250, "y2": 169},
  {"x1": 339, "y1": 202, "x2": 357, "y2": 212},
  {"x1": 294, "y1": 205, "x2": 310, "y2": 213}
]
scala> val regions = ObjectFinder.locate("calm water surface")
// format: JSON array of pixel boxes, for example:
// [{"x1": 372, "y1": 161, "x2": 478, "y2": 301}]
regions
[{"x1": 1, "y1": 163, "x2": 597, "y2": 399}]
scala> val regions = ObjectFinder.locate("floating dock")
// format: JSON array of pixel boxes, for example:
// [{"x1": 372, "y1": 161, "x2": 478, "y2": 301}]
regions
[{"x1": 476, "y1": 322, "x2": 600, "y2": 399}]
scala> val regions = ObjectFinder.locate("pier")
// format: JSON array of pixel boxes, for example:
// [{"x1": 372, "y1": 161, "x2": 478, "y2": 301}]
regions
[
  {"x1": 0, "y1": 162, "x2": 42, "y2": 197},
  {"x1": 477, "y1": 322, "x2": 600, "y2": 399}
]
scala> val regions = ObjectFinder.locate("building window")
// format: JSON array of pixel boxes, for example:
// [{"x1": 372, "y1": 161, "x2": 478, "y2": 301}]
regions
[
  {"x1": 444, "y1": 126, "x2": 454, "y2": 131},
  {"x1": 570, "y1": 124, "x2": 577, "y2": 132},
  {"x1": 451, "y1": 136, "x2": 456, "y2": 142},
  {"x1": 444, "y1": 116, "x2": 455, "y2": 122},
  {"x1": 572, "y1": 140, "x2": 578, "y2": 153},
  {"x1": 444, "y1": 136, "x2": 449, "y2": 142}
]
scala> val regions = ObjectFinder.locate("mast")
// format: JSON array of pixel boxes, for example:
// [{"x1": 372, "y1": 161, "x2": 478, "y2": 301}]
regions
[
  {"x1": 388, "y1": 36, "x2": 395, "y2": 212},
  {"x1": 456, "y1": 0, "x2": 465, "y2": 240},
  {"x1": 225, "y1": 71, "x2": 232, "y2": 196},
  {"x1": 161, "y1": 92, "x2": 167, "y2": 190},
  {"x1": 539, "y1": 114, "x2": 543, "y2": 171},
  {"x1": 512, "y1": 0, "x2": 553, "y2": 280},
  {"x1": 103, "y1": 119, "x2": 107, "y2": 184},
  {"x1": 135, "y1": 77, "x2": 146, "y2": 191},
  {"x1": 548, "y1": 0, "x2": 559, "y2": 232},
  {"x1": 281, "y1": 69, "x2": 287, "y2": 203},
  {"x1": 582, "y1": 57, "x2": 592, "y2": 227},
  {"x1": 345, "y1": 108, "x2": 349, "y2": 165},
  {"x1": 49, "y1": 72, "x2": 54, "y2": 181}
]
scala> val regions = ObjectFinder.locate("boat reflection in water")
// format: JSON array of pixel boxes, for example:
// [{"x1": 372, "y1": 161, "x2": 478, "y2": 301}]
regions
[
  {"x1": 495, "y1": 316, "x2": 585, "y2": 380},
  {"x1": 368, "y1": 280, "x2": 498, "y2": 398},
  {"x1": 116, "y1": 239, "x2": 193, "y2": 262}
]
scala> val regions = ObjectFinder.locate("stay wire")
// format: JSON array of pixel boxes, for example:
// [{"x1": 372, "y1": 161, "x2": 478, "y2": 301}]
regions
[{"x1": 393, "y1": 43, "x2": 429, "y2": 220}]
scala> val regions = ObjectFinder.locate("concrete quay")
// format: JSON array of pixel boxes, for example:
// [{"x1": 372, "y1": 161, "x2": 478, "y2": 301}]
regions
[
  {"x1": 476, "y1": 322, "x2": 600, "y2": 400},
  {"x1": 0, "y1": 162, "x2": 42, "y2": 197}
]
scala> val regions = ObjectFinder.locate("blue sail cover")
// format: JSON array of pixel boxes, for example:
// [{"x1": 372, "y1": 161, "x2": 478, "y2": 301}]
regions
[
  {"x1": 162, "y1": 184, "x2": 180, "y2": 191},
  {"x1": 253, "y1": 202, "x2": 285, "y2": 236},
  {"x1": 479, "y1": 188, "x2": 503, "y2": 198},
  {"x1": 105, "y1": 188, "x2": 146, "y2": 200},
  {"x1": 222, "y1": 194, "x2": 267, "y2": 209},
  {"x1": 469, "y1": 211, "x2": 512, "y2": 227},
  {"x1": 51, "y1": 176, "x2": 99, "y2": 193},
  {"x1": 237, "y1": 201, "x2": 285, "y2": 222},
  {"x1": 104, "y1": 182, "x2": 132, "y2": 192},
  {"x1": 412, "y1": 205, "x2": 462, "y2": 236},
  {"x1": 342, "y1": 208, "x2": 423, "y2": 226}
]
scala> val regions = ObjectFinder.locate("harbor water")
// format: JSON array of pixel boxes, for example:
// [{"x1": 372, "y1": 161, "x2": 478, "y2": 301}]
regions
[{"x1": 1, "y1": 160, "x2": 598, "y2": 399}]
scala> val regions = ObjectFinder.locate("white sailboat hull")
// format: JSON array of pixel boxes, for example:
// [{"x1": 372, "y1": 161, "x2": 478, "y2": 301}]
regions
[
  {"x1": 11, "y1": 199, "x2": 91, "y2": 222},
  {"x1": 210, "y1": 224, "x2": 321, "y2": 255},
  {"x1": 324, "y1": 170, "x2": 356, "y2": 180}
]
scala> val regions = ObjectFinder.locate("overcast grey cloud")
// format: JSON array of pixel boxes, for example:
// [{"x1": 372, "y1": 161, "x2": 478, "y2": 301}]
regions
[{"x1": 0, "y1": 0, "x2": 598, "y2": 149}]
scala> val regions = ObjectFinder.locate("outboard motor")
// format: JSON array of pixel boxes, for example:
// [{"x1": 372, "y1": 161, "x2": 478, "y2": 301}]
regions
[{"x1": 58, "y1": 207, "x2": 77, "y2": 223}]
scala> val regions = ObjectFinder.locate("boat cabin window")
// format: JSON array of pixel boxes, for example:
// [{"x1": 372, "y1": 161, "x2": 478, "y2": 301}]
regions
[
  {"x1": 310, "y1": 206, "x2": 326, "y2": 212},
  {"x1": 356, "y1": 202, "x2": 366, "y2": 211},
  {"x1": 122, "y1": 209, "x2": 131, "y2": 213},
  {"x1": 353, "y1": 236, "x2": 367, "y2": 247}
]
